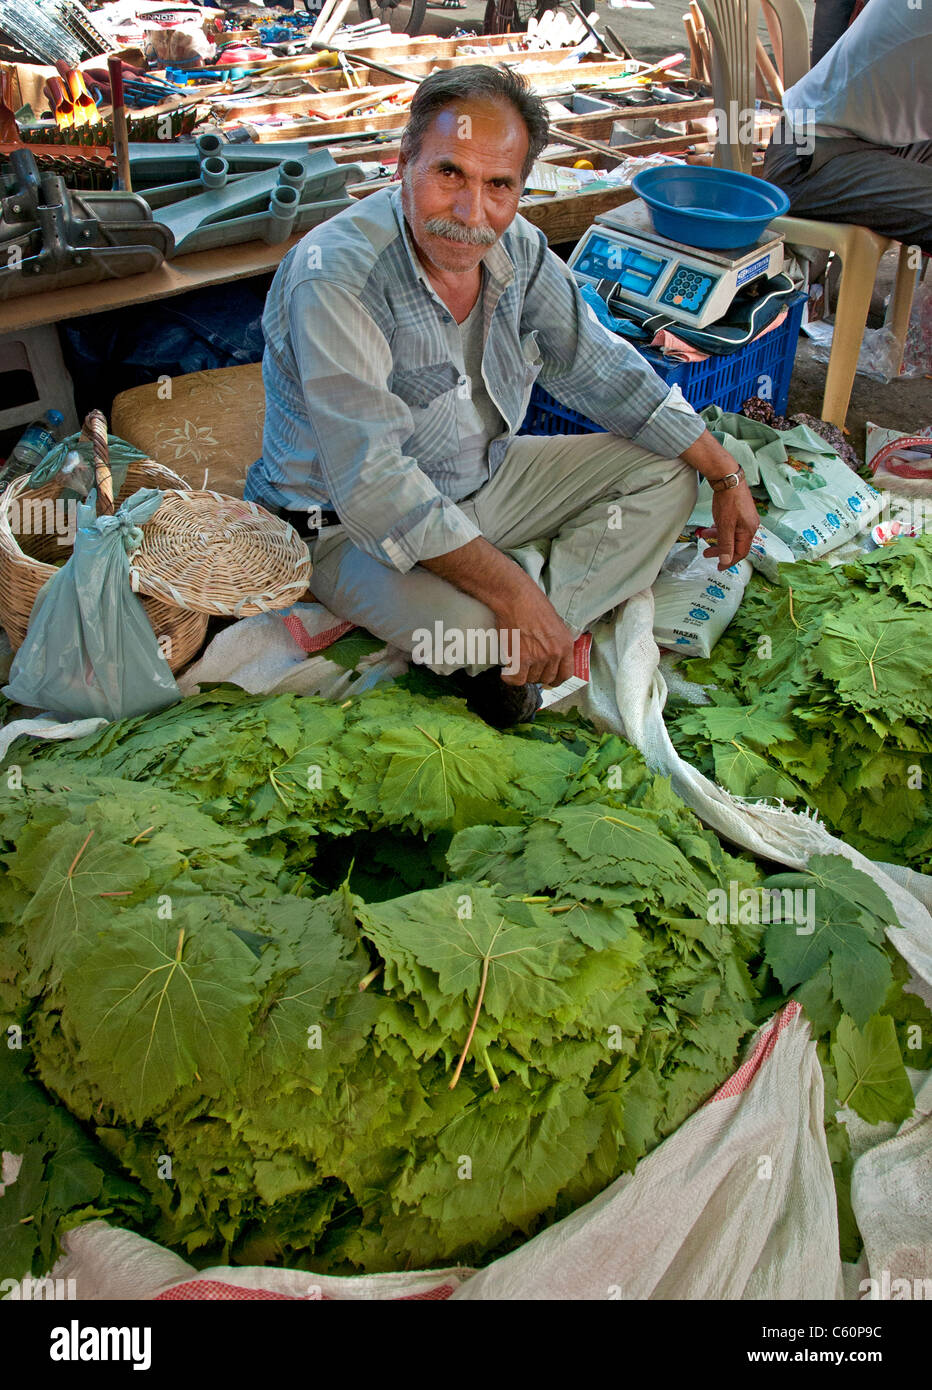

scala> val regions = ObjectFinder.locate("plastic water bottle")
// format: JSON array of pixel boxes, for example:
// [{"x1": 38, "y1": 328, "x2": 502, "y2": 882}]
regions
[{"x1": 0, "y1": 410, "x2": 65, "y2": 488}]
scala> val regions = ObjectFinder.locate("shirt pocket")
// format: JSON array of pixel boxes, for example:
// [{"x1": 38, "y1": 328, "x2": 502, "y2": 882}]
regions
[{"x1": 391, "y1": 362, "x2": 460, "y2": 410}]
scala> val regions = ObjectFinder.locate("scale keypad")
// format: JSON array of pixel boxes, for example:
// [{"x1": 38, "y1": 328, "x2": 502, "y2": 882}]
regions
[{"x1": 659, "y1": 266, "x2": 715, "y2": 314}]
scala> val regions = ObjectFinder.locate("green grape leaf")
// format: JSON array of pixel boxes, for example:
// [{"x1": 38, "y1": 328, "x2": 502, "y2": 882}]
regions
[
  {"x1": 832, "y1": 1014, "x2": 915, "y2": 1125},
  {"x1": 61, "y1": 903, "x2": 261, "y2": 1122},
  {"x1": 20, "y1": 823, "x2": 151, "y2": 980}
]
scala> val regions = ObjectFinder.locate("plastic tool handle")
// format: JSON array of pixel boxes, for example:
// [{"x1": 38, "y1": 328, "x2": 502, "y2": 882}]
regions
[
  {"x1": 0, "y1": 66, "x2": 17, "y2": 142},
  {"x1": 57, "y1": 63, "x2": 97, "y2": 127},
  {"x1": 108, "y1": 57, "x2": 124, "y2": 108},
  {"x1": 44, "y1": 75, "x2": 73, "y2": 127}
]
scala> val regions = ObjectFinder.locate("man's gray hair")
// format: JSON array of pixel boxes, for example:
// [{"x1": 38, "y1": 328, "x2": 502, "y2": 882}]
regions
[{"x1": 400, "y1": 65, "x2": 550, "y2": 181}]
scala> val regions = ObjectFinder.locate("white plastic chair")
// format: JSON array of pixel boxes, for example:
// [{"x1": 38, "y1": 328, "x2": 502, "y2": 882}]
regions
[
  {"x1": 695, "y1": 0, "x2": 917, "y2": 426},
  {"x1": 0, "y1": 326, "x2": 80, "y2": 438}
]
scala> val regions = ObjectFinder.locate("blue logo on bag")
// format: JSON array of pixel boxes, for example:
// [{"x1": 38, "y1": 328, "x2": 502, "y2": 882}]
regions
[
  {"x1": 675, "y1": 636, "x2": 690, "y2": 644},
  {"x1": 802, "y1": 527, "x2": 819, "y2": 545},
  {"x1": 848, "y1": 495, "x2": 863, "y2": 512},
  {"x1": 689, "y1": 607, "x2": 711, "y2": 621},
  {"x1": 706, "y1": 584, "x2": 725, "y2": 599},
  {"x1": 826, "y1": 512, "x2": 840, "y2": 530}
]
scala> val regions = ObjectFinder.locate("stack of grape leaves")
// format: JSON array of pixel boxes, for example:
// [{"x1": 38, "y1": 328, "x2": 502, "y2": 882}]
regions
[
  {"x1": 668, "y1": 534, "x2": 932, "y2": 870},
  {"x1": 0, "y1": 682, "x2": 928, "y2": 1280}
]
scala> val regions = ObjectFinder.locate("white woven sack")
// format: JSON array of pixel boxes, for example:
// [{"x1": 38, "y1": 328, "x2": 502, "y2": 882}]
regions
[{"x1": 848, "y1": 1069, "x2": 932, "y2": 1298}]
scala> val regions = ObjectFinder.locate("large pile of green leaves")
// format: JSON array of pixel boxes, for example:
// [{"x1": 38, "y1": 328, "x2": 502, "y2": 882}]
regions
[
  {"x1": 1, "y1": 686, "x2": 927, "y2": 1277},
  {"x1": 667, "y1": 534, "x2": 932, "y2": 869}
]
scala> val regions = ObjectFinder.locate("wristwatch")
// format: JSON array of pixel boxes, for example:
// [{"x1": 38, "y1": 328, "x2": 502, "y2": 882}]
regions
[{"x1": 709, "y1": 467, "x2": 746, "y2": 493}]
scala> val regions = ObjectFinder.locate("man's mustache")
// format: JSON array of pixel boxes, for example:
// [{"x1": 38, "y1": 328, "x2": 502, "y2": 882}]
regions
[{"x1": 424, "y1": 216, "x2": 498, "y2": 247}]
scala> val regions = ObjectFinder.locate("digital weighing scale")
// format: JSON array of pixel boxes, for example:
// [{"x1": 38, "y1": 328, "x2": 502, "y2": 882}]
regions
[{"x1": 568, "y1": 199, "x2": 785, "y2": 330}]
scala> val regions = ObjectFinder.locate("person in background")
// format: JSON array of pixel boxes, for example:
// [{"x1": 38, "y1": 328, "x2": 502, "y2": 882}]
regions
[
  {"x1": 763, "y1": 0, "x2": 931, "y2": 254},
  {"x1": 809, "y1": 0, "x2": 860, "y2": 66}
]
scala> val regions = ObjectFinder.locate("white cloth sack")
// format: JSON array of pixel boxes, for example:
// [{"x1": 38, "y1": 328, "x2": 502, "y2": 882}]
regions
[
  {"x1": 176, "y1": 604, "x2": 408, "y2": 699},
  {"x1": 456, "y1": 1003, "x2": 840, "y2": 1300},
  {"x1": 848, "y1": 1069, "x2": 932, "y2": 1296}
]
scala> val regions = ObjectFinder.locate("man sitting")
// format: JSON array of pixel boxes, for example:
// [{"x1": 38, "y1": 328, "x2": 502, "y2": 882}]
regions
[
  {"x1": 246, "y1": 66, "x2": 757, "y2": 726},
  {"x1": 763, "y1": 0, "x2": 931, "y2": 254}
]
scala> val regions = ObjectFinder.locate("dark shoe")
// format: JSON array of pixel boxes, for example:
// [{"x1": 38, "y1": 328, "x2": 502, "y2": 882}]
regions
[{"x1": 454, "y1": 667, "x2": 543, "y2": 729}]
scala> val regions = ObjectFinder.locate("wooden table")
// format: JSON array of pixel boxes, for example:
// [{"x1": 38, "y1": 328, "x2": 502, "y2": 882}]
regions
[
  {"x1": 0, "y1": 90, "x2": 720, "y2": 334},
  {"x1": 0, "y1": 171, "x2": 633, "y2": 335},
  {"x1": 0, "y1": 232, "x2": 307, "y2": 336}
]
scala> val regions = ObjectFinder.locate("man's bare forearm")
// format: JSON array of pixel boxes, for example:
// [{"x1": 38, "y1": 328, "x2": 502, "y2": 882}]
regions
[
  {"x1": 420, "y1": 535, "x2": 535, "y2": 614},
  {"x1": 681, "y1": 429, "x2": 742, "y2": 482},
  {"x1": 421, "y1": 537, "x2": 575, "y2": 686}
]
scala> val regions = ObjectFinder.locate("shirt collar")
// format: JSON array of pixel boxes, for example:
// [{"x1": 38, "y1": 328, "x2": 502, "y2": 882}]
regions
[{"x1": 389, "y1": 183, "x2": 516, "y2": 296}]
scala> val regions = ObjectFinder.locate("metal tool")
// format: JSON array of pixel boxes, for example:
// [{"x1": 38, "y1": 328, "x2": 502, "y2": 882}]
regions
[
  {"x1": 604, "y1": 24, "x2": 634, "y2": 61},
  {"x1": 568, "y1": 198, "x2": 784, "y2": 329},
  {"x1": 0, "y1": 149, "x2": 169, "y2": 298},
  {"x1": 308, "y1": 40, "x2": 418, "y2": 84},
  {"x1": 0, "y1": 0, "x2": 107, "y2": 64},
  {"x1": 83, "y1": 66, "x2": 187, "y2": 109},
  {"x1": 0, "y1": 148, "x2": 111, "y2": 190}
]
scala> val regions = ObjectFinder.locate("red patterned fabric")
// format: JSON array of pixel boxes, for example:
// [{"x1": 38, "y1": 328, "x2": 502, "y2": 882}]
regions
[
  {"x1": 155, "y1": 1278, "x2": 457, "y2": 1302},
  {"x1": 706, "y1": 1001, "x2": 802, "y2": 1104},
  {"x1": 156, "y1": 1281, "x2": 306, "y2": 1301},
  {"x1": 280, "y1": 614, "x2": 355, "y2": 654}
]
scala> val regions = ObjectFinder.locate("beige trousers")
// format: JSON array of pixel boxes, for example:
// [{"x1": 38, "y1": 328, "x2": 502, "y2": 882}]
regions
[{"x1": 307, "y1": 431, "x2": 698, "y2": 675}]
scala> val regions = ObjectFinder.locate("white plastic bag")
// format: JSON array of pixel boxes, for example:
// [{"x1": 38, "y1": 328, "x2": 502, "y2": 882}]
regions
[
  {"x1": 651, "y1": 541, "x2": 751, "y2": 657},
  {"x1": 762, "y1": 453, "x2": 884, "y2": 559},
  {"x1": 746, "y1": 522, "x2": 797, "y2": 580},
  {"x1": 695, "y1": 409, "x2": 884, "y2": 561}
]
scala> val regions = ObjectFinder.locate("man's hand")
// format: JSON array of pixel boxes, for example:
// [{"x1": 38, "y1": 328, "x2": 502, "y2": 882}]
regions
[
  {"x1": 421, "y1": 535, "x2": 575, "y2": 687},
  {"x1": 697, "y1": 481, "x2": 760, "y2": 570},
  {"x1": 680, "y1": 429, "x2": 760, "y2": 570},
  {"x1": 494, "y1": 584, "x2": 575, "y2": 687}
]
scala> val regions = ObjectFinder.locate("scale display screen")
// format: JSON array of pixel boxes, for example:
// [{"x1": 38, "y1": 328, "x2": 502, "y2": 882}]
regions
[{"x1": 573, "y1": 233, "x2": 668, "y2": 295}]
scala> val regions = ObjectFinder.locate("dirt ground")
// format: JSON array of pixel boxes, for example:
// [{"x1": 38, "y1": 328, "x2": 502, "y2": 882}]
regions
[{"x1": 367, "y1": 0, "x2": 930, "y2": 457}]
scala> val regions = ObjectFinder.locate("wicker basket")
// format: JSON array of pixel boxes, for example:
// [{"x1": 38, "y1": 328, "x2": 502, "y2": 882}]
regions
[
  {"x1": 129, "y1": 490, "x2": 312, "y2": 617},
  {"x1": 0, "y1": 411, "x2": 208, "y2": 674}
]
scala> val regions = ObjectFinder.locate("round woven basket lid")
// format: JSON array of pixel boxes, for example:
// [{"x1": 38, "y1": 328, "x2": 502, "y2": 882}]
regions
[{"x1": 129, "y1": 491, "x2": 312, "y2": 618}]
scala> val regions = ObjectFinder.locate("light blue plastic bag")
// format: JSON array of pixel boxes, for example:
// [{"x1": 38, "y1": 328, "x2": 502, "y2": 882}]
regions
[
  {"x1": 27, "y1": 430, "x2": 149, "y2": 501},
  {"x1": 3, "y1": 488, "x2": 180, "y2": 721}
]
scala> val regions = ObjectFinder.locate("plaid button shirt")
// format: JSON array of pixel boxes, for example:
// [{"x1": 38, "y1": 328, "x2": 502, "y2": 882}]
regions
[{"x1": 247, "y1": 184, "x2": 706, "y2": 573}]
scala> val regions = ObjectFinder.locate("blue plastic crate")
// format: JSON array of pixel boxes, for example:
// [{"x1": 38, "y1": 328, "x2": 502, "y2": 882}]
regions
[{"x1": 520, "y1": 290, "x2": 807, "y2": 435}]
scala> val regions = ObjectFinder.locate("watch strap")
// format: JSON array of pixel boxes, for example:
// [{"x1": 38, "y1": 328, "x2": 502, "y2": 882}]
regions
[{"x1": 709, "y1": 468, "x2": 745, "y2": 493}]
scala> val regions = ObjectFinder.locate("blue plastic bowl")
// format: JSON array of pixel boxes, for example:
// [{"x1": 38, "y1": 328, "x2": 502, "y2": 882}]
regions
[{"x1": 631, "y1": 166, "x2": 790, "y2": 250}]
